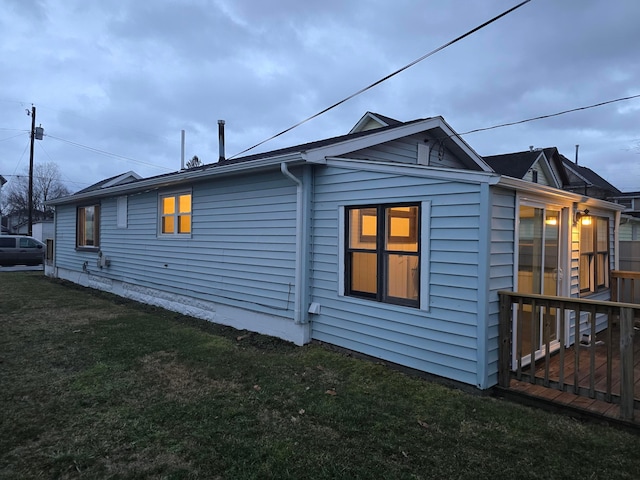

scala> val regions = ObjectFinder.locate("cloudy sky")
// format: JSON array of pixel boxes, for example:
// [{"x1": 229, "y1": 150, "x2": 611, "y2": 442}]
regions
[{"x1": 1, "y1": 0, "x2": 639, "y2": 195}]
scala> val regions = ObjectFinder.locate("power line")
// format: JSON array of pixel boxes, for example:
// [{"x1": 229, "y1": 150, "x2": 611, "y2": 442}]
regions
[
  {"x1": 459, "y1": 93, "x2": 640, "y2": 136},
  {"x1": 0, "y1": 133, "x2": 27, "y2": 142},
  {"x1": 36, "y1": 142, "x2": 91, "y2": 187},
  {"x1": 11, "y1": 138, "x2": 31, "y2": 176},
  {"x1": 228, "y1": 0, "x2": 531, "y2": 159},
  {"x1": 1, "y1": 173, "x2": 90, "y2": 187},
  {"x1": 46, "y1": 134, "x2": 174, "y2": 172}
]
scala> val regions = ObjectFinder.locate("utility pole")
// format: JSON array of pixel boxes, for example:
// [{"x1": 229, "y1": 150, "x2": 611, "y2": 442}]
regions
[
  {"x1": 0, "y1": 174, "x2": 6, "y2": 234},
  {"x1": 28, "y1": 105, "x2": 36, "y2": 236},
  {"x1": 27, "y1": 105, "x2": 43, "y2": 237}
]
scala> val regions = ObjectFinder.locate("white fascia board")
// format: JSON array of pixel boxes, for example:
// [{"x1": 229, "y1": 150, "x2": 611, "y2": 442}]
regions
[
  {"x1": 348, "y1": 112, "x2": 389, "y2": 134},
  {"x1": 497, "y1": 175, "x2": 625, "y2": 211},
  {"x1": 48, "y1": 153, "x2": 304, "y2": 206},
  {"x1": 532, "y1": 152, "x2": 561, "y2": 189},
  {"x1": 303, "y1": 118, "x2": 444, "y2": 163},
  {"x1": 102, "y1": 171, "x2": 143, "y2": 189},
  {"x1": 436, "y1": 117, "x2": 493, "y2": 172},
  {"x1": 325, "y1": 157, "x2": 499, "y2": 185}
]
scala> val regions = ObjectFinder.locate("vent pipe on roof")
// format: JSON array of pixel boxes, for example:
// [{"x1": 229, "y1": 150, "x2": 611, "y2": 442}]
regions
[
  {"x1": 181, "y1": 130, "x2": 185, "y2": 170},
  {"x1": 529, "y1": 145, "x2": 534, "y2": 152},
  {"x1": 218, "y1": 120, "x2": 225, "y2": 162},
  {"x1": 575, "y1": 144, "x2": 579, "y2": 165}
]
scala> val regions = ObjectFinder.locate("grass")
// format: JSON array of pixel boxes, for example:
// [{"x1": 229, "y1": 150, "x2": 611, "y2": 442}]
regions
[{"x1": 1, "y1": 272, "x2": 639, "y2": 479}]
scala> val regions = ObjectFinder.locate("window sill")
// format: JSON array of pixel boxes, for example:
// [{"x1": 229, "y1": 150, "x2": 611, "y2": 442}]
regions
[
  {"x1": 579, "y1": 289, "x2": 610, "y2": 301},
  {"x1": 339, "y1": 293, "x2": 430, "y2": 315},
  {"x1": 75, "y1": 246, "x2": 100, "y2": 252}
]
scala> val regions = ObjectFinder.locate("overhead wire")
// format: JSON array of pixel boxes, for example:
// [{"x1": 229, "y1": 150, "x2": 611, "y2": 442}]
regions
[
  {"x1": 11, "y1": 138, "x2": 31, "y2": 176},
  {"x1": 227, "y1": 0, "x2": 531, "y2": 159},
  {"x1": 0, "y1": 132, "x2": 27, "y2": 142},
  {"x1": 36, "y1": 141, "x2": 91, "y2": 187},
  {"x1": 46, "y1": 134, "x2": 174, "y2": 172},
  {"x1": 459, "y1": 93, "x2": 640, "y2": 136}
]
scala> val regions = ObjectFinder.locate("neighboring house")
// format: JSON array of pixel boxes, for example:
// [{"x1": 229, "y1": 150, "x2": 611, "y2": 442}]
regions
[
  {"x1": 46, "y1": 112, "x2": 623, "y2": 391},
  {"x1": 560, "y1": 155, "x2": 621, "y2": 200},
  {"x1": 32, "y1": 220, "x2": 54, "y2": 243},
  {"x1": 484, "y1": 147, "x2": 569, "y2": 188},
  {"x1": 608, "y1": 191, "x2": 640, "y2": 218}
]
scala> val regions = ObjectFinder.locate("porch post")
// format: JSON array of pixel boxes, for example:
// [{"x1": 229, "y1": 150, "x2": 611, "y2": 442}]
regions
[
  {"x1": 498, "y1": 293, "x2": 512, "y2": 388},
  {"x1": 619, "y1": 307, "x2": 635, "y2": 421}
]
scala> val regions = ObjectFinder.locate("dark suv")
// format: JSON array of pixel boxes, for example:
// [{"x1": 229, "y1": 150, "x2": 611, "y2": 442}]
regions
[{"x1": 0, "y1": 236, "x2": 46, "y2": 266}]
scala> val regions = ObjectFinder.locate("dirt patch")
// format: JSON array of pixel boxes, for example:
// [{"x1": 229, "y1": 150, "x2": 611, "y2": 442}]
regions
[{"x1": 139, "y1": 351, "x2": 241, "y2": 403}]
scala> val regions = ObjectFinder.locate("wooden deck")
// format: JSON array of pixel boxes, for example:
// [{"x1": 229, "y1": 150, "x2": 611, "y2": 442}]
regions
[{"x1": 504, "y1": 323, "x2": 640, "y2": 427}]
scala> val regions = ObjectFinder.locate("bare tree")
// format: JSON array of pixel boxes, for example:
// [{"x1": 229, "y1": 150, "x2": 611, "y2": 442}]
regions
[
  {"x1": 186, "y1": 155, "x2": 202, "y2": 169},
  {"x1": 3, "y1": 162, "x2": 70, "y2": 222}
]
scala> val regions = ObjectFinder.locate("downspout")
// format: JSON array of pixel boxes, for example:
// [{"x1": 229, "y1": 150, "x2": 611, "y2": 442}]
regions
[{"x1": 280, "y1": 162, "x2": 303, "y2": 324}]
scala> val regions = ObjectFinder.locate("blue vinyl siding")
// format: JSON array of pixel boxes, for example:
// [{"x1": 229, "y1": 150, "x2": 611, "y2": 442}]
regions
[
  {"x1": 54, "y1": 171, "x2": 298, "y2": 317},
  {"x1": 486, "y1": 188, "x2": 516, "y2": 385},
  {"x1": 340, "y1": 133, "x2": 464, "y2": 169},
  {"x1": 310, "y1": 164, "x2": 487, "y2": 387}
]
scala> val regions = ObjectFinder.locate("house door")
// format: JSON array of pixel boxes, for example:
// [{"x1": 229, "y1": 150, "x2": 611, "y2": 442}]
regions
[{"x1": 514, "y1": 205, "x2": 562, "y2": 367}]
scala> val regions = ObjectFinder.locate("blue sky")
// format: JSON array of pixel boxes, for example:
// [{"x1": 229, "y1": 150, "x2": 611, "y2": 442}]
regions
[{"x1": 1, "y1": 0, "x2": 639, "y2": 193}]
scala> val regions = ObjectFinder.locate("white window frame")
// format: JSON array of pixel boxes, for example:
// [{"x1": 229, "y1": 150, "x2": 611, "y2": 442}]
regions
[
  {"x1": 338, "y1": 201, "x2": 430, "y2": 311},
  {"x1": 117, "y1": 196, "x2": 128, "y2": 229},
  {"x1": 158, "y1": 190, "x2": 192, "y2": 237}
]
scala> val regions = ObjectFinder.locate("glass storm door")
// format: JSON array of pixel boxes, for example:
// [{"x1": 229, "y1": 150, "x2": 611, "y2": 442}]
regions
[{"x1": 515, "y1": 206, "x2": 561, "y2": 366}]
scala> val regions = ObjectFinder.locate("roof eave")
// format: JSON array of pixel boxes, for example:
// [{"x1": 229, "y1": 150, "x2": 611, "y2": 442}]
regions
[
  {"x1": 498, "y1": 175, "x2": 625, "y2": 210},
  {"x1": 48, "y1": 152, "x2": 305, "y2": 206}
]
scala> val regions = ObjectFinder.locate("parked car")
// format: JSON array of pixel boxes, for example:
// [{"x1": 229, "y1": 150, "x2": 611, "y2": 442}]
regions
[{"x1": 0, "y1": 236, "x2": 45, "y2": 266}]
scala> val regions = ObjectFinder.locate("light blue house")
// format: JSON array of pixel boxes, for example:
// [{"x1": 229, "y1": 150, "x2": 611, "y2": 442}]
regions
[{"x1": 47, "y1": 113, "x2": 623, "y2": 390}]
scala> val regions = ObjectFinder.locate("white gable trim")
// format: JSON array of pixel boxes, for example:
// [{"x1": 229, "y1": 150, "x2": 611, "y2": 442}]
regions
[
  {"x1": 325, "y1": 157, "x2": 499, "y2": 185},
  {"x1": 306, "y1": 117, "x2": 491, "y2": 172},
  {"x1": 530, "y1": 152, "x2": 561, "y2": 188},
  {"x1": 102, "y1": 171, "x2": 142, "y2": 189},
  {"x1": 349, "y1": 112, "x2": 392, "y2": 133}
]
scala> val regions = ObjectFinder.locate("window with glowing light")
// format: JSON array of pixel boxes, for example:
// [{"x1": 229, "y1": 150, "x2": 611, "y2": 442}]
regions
[
  {"x1": 160, "y1": 192, "x2": 192, "y2": 235},
  {"x1": 345, "y1": 204, "x2": 420, "y2": 307},
  {"x1": 579, "y1": 215, "x2": 609, "y2": 295}
]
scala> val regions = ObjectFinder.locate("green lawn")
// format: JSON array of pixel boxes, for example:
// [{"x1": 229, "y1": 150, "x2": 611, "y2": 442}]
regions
[{"x1": 1, "y1": 272, "x2": 639, "y2": 479}]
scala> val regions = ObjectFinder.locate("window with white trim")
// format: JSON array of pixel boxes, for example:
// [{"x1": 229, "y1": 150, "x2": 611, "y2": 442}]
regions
[
  {"x1": 345, "y1": 204, "x2": 420, "y2": 307},
  {"x1": 77, "y1": 205, "x2": 100, "y2": 248},
  {"x1": 160, "y1": 192, "x2": 192, "y2": 235},
  {"x1": 579, "y1": 215, "x2": 609, "y2": 295}
]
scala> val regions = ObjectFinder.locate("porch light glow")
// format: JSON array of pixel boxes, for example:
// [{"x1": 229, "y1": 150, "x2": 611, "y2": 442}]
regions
[
  {"x1": 545, "y1": 217, "x2": 557, "y2": 226},
  {"x1": 573, "y1": 208, "x2": 590, "y2": 226}
]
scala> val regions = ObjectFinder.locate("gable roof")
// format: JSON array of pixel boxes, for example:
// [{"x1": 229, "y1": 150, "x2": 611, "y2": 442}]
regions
[
  {"x1": 49, "y1": 115, "x2": 492, "y2": 206},
  {"x1": 484, "y1": 147, "x2": 570, "y2": 188},
  {"x1": 560, "y1": 156, "x2": 621, "y2": 195},
  {"x1": 74, "y1": 171, "x2": 142, "y2": 195},
  {"x1": 349, "y1": 111, "x2": 402, "y2": 133},
  {"x1": 484, "y1": 150, "x2": 542, "y2": 179}
]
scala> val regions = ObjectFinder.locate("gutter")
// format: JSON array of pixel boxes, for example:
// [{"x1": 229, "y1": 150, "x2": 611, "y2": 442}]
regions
[
  {"x1": 497, "y1": 176, "x2": 626, "y2": 211},
  {"x1": 280, "y1": 162, "x2": 304, "y2": 324},
  {"x1": 48, "y1": 153, "x2": 304, "y2": 206}
]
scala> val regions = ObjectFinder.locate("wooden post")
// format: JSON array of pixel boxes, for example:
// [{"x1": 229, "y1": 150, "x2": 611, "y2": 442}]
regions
[
  {"x1": 498, "y1": 293, "x2": 512, "y2": 388},
  {"x1": 619, "y1": 307, "x2": 635, "y2": 421},
  {"x1": 610, "y1": 272, "x2": 618, "y2": 303}
]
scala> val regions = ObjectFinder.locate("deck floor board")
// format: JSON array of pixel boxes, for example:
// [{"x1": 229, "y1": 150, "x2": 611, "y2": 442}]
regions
[{"x1": 506, "y1": 324, "x2": 640, "y2": 427}]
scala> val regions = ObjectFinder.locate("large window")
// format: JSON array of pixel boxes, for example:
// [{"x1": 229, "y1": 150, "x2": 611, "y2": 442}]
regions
[
  {"x1": 579, "y1": 216, "x2": 609, "y2": 295},
  {"x1": 77, "y1": 205, "x2": 100, "y2": 248},
  {"x1": 160, "y1": 192, "x2": 192, "y2": 235},
  {"x1": 345, "y1": 204, "x2": 420, "y2": 307}
]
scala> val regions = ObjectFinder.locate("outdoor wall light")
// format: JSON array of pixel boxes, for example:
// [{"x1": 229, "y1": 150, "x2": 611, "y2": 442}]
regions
[{"x1": 574, "y1": 208, "x2": 590, "y2": 225}]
